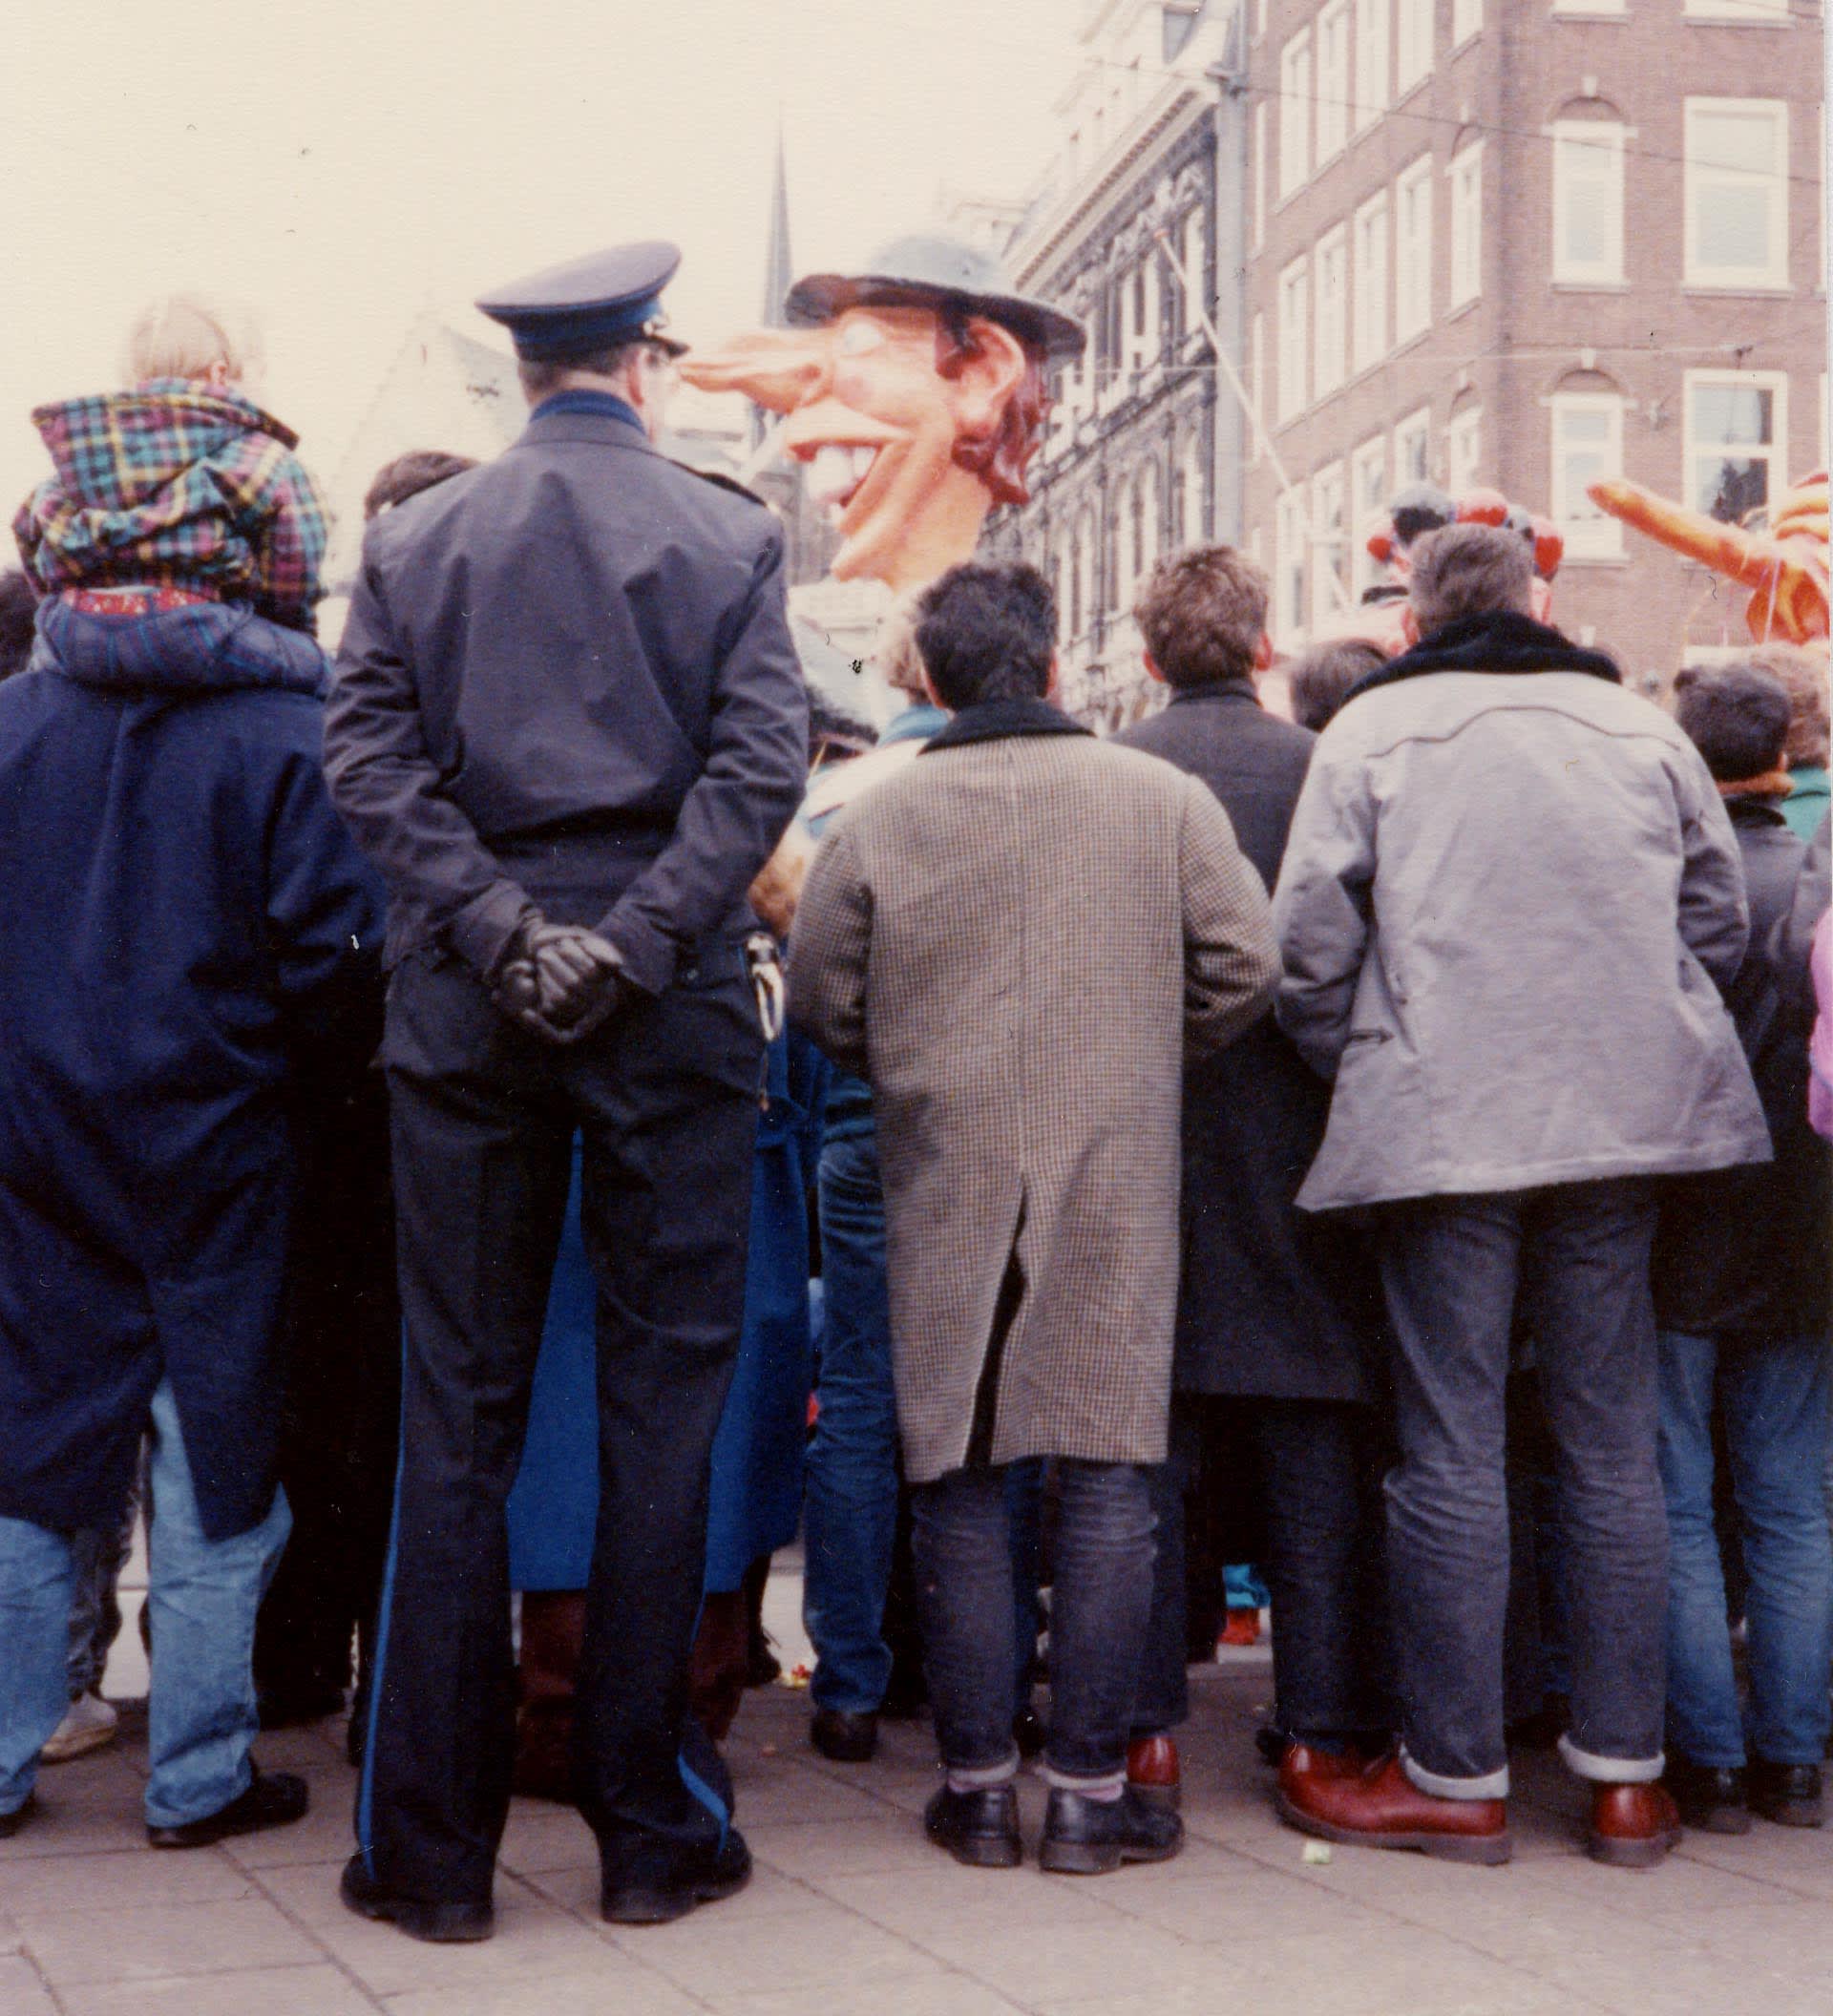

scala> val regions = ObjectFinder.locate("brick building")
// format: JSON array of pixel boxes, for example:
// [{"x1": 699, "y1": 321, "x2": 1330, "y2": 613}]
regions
[{"x1": 1244, "y1": 0, "x2": 1825, "y2": 686}]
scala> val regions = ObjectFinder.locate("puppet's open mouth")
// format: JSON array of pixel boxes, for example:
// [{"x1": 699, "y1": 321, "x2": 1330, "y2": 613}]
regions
[{"x1": 802, "y1": 442, "x2": 883, "y2": 518}]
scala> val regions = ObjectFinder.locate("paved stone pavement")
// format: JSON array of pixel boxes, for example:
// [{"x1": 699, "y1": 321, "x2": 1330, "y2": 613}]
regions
[{"x1": 7, "y1": 1669, "x2": 1833, "y2": 2016}]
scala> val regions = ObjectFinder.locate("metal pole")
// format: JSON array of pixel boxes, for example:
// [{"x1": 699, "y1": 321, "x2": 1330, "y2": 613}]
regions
[{"x1": 1149, "y1": 222, "x2": 1352, "y2": 616}]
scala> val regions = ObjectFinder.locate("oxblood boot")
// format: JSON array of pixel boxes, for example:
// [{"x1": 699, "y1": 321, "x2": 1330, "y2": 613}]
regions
[
  {"x1": 1588, "y1": 1783, "x2": 1682, "y2": 1868},
  {"x1": 1126, "y1": 1734, "x2": 1181, "y2": 1812}
]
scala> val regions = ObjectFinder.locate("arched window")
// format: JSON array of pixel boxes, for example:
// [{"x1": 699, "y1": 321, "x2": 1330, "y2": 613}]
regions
[
  {"x1": 1140, "y1": 461, "x2": 1161, "y2": 575},
  {"x1": 1130, "y1": 481, "x2": 1146, "y2": 586}
]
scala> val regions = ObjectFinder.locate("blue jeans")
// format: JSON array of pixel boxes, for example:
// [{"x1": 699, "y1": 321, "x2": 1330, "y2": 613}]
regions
[
  {"x1": 1377, "y1": 1182, "x2": 1668, "y2": 1797},
  {"x1": 914, "y1": 1460, "x2": 1155, "y2": 1782},
  {"x1": 804, "y1": 1124, "x2": 900, "y2": 1713},
  {"x1": 1658, "y1": 1330, "x2": 1833, "y2": 1769},
  {"x1": 0, "y1": 1381, "x2": 290, "y2": 1825}
]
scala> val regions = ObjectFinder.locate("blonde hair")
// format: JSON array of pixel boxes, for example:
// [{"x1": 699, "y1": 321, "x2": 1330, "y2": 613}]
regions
[
  {"x1": 122, "y1": 295, "x2": 264, "y2": 387},
  {"x1": 872, "y1": 593, "x2": 930, "y2": 700}
]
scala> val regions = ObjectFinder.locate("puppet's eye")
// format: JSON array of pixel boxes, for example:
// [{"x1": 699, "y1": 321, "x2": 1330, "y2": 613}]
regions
[{"x1": 837, "y1": 321, "x2": 887, "y2": 357}]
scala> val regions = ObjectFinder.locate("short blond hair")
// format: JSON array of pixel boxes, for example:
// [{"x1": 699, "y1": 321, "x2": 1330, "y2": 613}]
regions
[
  {"x1": 122, "y1": 295, "x2": 263, "y2": 387},
  {"x1": 872, "y1": 593, "x2": 930, "y2": 699},
  {"x1": 1133, "y1": 545, "x2": 1270, "y2": 688}
]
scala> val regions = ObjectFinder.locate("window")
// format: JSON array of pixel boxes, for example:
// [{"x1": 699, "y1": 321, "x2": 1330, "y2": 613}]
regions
[
  {"x1": 1549, "y1": 394, "x2": 1625, "y2": 557},
  {"x1": 1139, "y1": 462, "x2": 1161, "y2": 581},
  {"x1": 1355, "y1": 0, "x2": 1390, "y2": 132},
  {"x1": 1551, "y1": 123, "x2": 1626, "y2": 285},
  {"x1": 1275, "y1": 482, "x2": 1310, "y2": 640},
  {"x1": 1447, "y1": 142, "x2": 1483, "y2": 306},
  {"x1": 1396, "y1": 0, "x2": 1433, "y2": 94},
  {"x1": 1278, "y1": 256, "x2": 1310, "y2": 421},
  {"x1": 1446, "y1": 406, "x2": 1482, "y2": 493},
  {"x1": 1313, "y1": 460, "x2": 1347, "y2": 627},
  {"x1": 1395, "y1": 405, "x2": 1432, "y2": 485},
  {"x1": 1315, "y1": 228, "x2": 1349, "y2": 397},
  {"x1": 1317, "y1": 2, "x2": 1350, "y2": 163},
  {"x1": 1684, "y1": 0, "x2": 1789, "y2": 16},
  {"x1": 1553, "y1": 0, "x2": 1625, "y2": 10},
  {"x1": 1685, "y1": 100, "x2": 1789, "y2": 289},
  {"x1": 1451, "y1": 0, "x2": 1481, "y2": 43},
  {"x1": 1252, "y1": 102, "x2": 1268, "y2": 249},
  {"x1": 1686, "y1": 372, "x2": 1787, "y2": 523},
  {"x1": 1182, "y1": 442, "x2": 1206, "y2": 545},
  {"x1": 1352, "y1": 192, "x2": 1390, "y2": 370},
  {"x1": 1395, "y1": 155, "x2": 1434, "y2": 340},
  {"x1": 1351, "y1": 434, "x2": 1388, "y2": 598},
  {"x1": 1279, "y1": 32, "x2": 1313, "y2": 197}
]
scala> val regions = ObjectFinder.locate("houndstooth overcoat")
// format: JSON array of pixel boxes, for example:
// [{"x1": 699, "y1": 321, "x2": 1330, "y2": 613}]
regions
[{"x1": 789, "y1": 700, "x2": 1280, "y2": 1481}]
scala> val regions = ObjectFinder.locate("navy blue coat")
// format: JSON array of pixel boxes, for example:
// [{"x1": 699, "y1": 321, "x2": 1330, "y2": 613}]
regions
[
  {"x1": 325, "y1": 399, "x2": 809, "y2": 990},
  {"x1": 0, "y1": 601, "x2": 386, "y2": 1541}
]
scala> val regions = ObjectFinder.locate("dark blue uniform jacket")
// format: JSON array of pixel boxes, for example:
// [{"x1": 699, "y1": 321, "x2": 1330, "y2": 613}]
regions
[
  {"x1": 324, "y1": 400, "x2": 809, "y2": 991},
  {"x1": 0, "y1": 601, "x2": 386, "y2": 1541}
]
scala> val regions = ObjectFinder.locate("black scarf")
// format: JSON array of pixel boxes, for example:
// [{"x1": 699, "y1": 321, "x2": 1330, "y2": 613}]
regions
[
  {"x1": 1345, "y1": 609, "x2": 1621, "y2": 709},
  {"x1": 921, "y1": 695, "x2": 1093, "y2": 751}
]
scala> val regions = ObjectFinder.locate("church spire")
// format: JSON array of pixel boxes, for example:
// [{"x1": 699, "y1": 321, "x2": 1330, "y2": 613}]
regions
[{"x1": 762, "y1": 128, "x2": 793, "y2": 329}]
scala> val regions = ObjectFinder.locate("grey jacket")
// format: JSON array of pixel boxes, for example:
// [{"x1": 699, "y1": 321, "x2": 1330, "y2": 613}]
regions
[
  {"x1": 1272, "y1": 668, "x2": 1769, "y2": 1211},
  {"x1": 790, "y1": 702, "x2": 1279, "y2": 1480}
]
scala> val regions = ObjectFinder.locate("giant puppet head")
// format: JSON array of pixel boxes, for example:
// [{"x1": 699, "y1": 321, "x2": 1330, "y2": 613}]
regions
[
  {"x1": 1588, "y1": 472, "x2": 1830, "y2": 646},
  {"x1": 681, "y1": 234, "x2": 1085, "y2": 592}
]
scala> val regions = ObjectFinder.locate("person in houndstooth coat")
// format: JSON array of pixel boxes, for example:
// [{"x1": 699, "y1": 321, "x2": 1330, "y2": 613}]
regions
[{"x1": 790, "y1": 560, "x2": 1277, "y2": 1876}]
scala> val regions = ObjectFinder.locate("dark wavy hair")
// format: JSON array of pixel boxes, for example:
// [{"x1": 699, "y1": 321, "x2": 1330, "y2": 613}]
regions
[{"x1": 915, "y1": 560, "x2": 1057, "y2": 709}]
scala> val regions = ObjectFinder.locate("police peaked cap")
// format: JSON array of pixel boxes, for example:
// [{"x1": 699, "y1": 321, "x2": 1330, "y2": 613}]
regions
[
  {"x1": 786, "y1": 234, "x2": 1085, "y2": 361},
  {"x1": 476, "y1": 241, "x2": 689, "y2": 362}
]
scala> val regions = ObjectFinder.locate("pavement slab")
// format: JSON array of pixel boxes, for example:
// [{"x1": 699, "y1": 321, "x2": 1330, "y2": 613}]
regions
[{"x1": 7, "y1": 1665, "x2": 1832, "y2": 2016}]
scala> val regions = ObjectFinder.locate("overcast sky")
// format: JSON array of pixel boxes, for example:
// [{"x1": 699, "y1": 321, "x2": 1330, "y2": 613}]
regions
[{"x1": 0, "y1": 0, "x2": 1084, "y2": 515}]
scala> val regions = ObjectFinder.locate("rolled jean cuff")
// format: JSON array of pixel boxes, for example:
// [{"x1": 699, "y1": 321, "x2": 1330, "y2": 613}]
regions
[
  {"x1": 1558, "y1": 1733, "x2": 1663, "y2": 1784},
  {"x1": 1401, "y1": 1746, "x2": 1509, "y2": 1802},
  {"x1": 946, "y1": 1751, "x2": 1021, "y2": 1790},
  {"x1": 1042, "y1": 1763, "x2": 1127, "y2": 1797}
]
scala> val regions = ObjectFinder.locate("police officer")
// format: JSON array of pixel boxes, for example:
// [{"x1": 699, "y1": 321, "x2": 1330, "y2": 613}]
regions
[{"x1": 325, "y1": 242, "x2": 808, "y2": 1941}]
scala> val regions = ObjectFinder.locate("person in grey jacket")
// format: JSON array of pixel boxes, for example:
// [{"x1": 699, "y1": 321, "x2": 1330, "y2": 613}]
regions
[{"x1": 1271, "y1": 524, "x2": 1768, "y2": 1873}]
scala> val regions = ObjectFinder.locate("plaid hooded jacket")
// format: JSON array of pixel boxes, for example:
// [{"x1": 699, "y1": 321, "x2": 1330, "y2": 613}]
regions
[{"x1": 13, "y1": 381, "x2": 327, "y2": 629}]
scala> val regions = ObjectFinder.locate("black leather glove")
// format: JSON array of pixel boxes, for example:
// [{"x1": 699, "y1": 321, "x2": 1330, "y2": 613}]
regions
[{"x1": 518, "y1": 923, "x2": 634, "y2": 1045}]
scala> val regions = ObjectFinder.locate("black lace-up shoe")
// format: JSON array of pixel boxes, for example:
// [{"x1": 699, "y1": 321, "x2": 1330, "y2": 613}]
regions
[
  {"x1": 340, "y1": 1855, "x2": 495, "y2": 1942},
  {"x1": 148, "y1": 1767, "x2": 308, "y2": 1849},
  {"x1": 923, "y1": 1783, "x2": 1022, "y2": 1868},
  {"x1": 601, "y1": 1827, "x2": 752, "y2": 1924},
  {"x1": 1039, "y1": 1785, "x2": 1184, "y2": 1874}
]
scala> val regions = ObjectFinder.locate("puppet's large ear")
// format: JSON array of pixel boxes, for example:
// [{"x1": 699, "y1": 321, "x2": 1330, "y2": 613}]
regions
[{"x1": 940, "y1": 317, "x2": 1028, "y2": 443}]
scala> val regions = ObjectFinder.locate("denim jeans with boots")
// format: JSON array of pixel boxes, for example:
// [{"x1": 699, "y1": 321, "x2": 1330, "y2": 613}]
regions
[
  {"x1": 1376, "y1": 1180, "x2": 1668, "y2": 1799},
  {"x1": 0, "y1": 1381, "x2": 290, "y2": 1825}
]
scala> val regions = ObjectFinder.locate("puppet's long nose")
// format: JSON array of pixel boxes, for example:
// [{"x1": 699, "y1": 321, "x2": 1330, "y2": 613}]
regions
[{"x1": 679, "y1": 326, "x2": 830, "y2": 413}]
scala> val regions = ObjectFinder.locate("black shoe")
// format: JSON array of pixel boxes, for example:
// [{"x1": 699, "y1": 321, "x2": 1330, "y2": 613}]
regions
[
  {"x1": 923, "y1": 1783, "x2": 1022, "y2": 1869},
  {"x1": 1011, "y1": 1706, "x2": 1046, "y2": 1760},
  {"x1": 811, "y1": 1707, "x2": 878, "y2": 1763},
  {"x1": 0, "y1": 1793, "x2": 35, "y2": 1838},
  {"x1": 1665, "y1": 1758, "x2": 1751, "y2": 1836},
  {"x1": 601, "y1": 1827, "x2": 752, "y2": 1925},
  {"x1": 1039, "y1": 1785, "x2": 1184, "y2": 1875},
  {"x1": 148, "y1": 1767, "x2": 309, "y2": 1849},
  {"x1": 1750, "y1": 1761, "x2": 1824, "y2": 1828},
  {"x1": 340, "y1": 1855, "x2": 495, "y2": 1942}
]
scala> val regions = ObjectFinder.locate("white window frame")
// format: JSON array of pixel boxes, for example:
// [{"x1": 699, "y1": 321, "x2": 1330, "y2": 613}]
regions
[
  {"x1": 1684, "y1": 369, "x2": 1789, "y2": 525},
  {"x1": 1553, "y1": 0, "x2": 1625, "y2": 10},
  {"x1": 1352, "y1": 190, "x2": 1390, "y2": 372},
  {"x1": 1451, "y1": 0, "x2": 1482, "y2": 45},
  {"x1": 1395, "y1": 405, "x2": 1432, "y2": 486},
  {"x1": 1312, "y1": 459, "x2": 1348, "y2": 629},
  {"x1": 1550, "y1": 122, "x2": 1627, "y2": 285},
  {"x1": 1549, "y1": 393, "x2": 1626, "y2": 558},
  {"x1": 1350, "y1": 433, "x2": 1389, "y2": 598},
  {"x1": 1446, "y1": 141, "x2": 1483, "y2": 308},
  {"x1": 1394, "y1": 155, "x2": 1434, "y2": 342},
  {"x1": 1396, "y1": 0, "x2": 1433, "y2": 95},
  {"x1": 1446, "y1": 406, "x2": 1482, "y2": 494},
  {"x1": 1279, "y1": 31, "x2": 1313, "y2": 199},
  {"x1": 1355, "y1": 0, "x2": 1390, "y2": 133},
  {"x1": 1315, "y1": 227, "x2": 1349, "y2": 398},
  {"x1": 1684, "y1": 98, "x2": 1789, "y2": 290},
  {"x1": 1317, "y1": 1, "x2": 1351, "y2": 164},
  {"x1": 1683, "y1": 0, "x2": 1789, "y2": 17},
  {"x1": 1275, "y1": 481, "x2": 1310, "y2": 641},
  {"x1": 1278, "y1": 256, "x2": 1310, "y2": 422},
  {"x1": 1252, "y1": 101, "x2": 1268, "y2": 250}
]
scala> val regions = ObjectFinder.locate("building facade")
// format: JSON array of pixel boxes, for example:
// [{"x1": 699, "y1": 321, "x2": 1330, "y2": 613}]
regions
[
  {"x1": 984, "y1": 0, "x2": 1250, "y2": 730},
  {"x1": 1244, "y1": 0, "x2": 1825, "y2": 685}
]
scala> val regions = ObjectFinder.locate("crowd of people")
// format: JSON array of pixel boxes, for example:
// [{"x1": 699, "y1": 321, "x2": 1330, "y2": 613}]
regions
[{"x1": 0, "y1": 242, "x2": 1827, "y2": 1953}]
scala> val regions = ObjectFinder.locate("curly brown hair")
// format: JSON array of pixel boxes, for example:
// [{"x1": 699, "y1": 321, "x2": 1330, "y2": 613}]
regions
[{"x1": 1133, "y1": 545, "x2": 1271, "y2": 689}]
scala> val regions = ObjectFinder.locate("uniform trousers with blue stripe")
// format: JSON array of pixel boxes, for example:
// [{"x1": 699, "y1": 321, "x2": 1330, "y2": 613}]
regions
[{"x1": 357, "y1": 948, "x2": 759, "y2": 1905}]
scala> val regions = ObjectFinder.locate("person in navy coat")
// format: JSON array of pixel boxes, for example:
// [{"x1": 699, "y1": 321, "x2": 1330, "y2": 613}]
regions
[{"x1": 0, "y1": 592, "x2": 385, "y2": 1846}]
